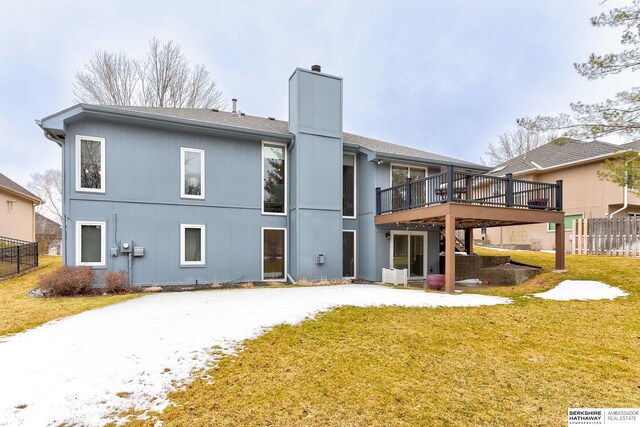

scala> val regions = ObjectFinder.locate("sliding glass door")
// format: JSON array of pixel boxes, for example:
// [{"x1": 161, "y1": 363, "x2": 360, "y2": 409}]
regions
[{"x1": 392, "y1": 232, "x2": 425, "y2": 278}]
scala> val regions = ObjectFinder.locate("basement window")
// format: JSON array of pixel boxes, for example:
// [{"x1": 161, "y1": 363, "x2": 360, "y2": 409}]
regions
[
  {"x1": 181, "y1": 224, "x2": 205, "y2": 266},
  {"x1": 76, "y1": 221, "x2": 106, "y2": 267}
]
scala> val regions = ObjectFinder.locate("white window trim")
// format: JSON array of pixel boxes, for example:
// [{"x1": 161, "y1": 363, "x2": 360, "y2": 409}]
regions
[
  {"x1": 180, "y1": 147, "x2": 205, "y2": 200},
  {"x1": 75, "y1": 220, "x2": 106, "y2": 267},
  {"x1": 389, "y1": 163, "x2": 427, "y2": 187},
  {"x1": 547, "y1": 213, "x2": 584, "y2": 232},
  {"x1": 261, "y1": 227, "x2": 287, "y2": 282},
  {"x1": 261, "y1": 141, "x2": 288, "y2": 216},
  {"x1": 75, "y1": 135, "x2": 106, "y2": 193},
  {"x1": 388, "y1": 230, "x2": 428, "y2": 279},
  {"x1": 343, "y1": 229, "x2": 357, "y2": 279},
  {"x1": 180, "y1": 224, "x2": 206, "y2": 266},
  {"x1": 343, "y1": 153, "x2": 357, "y2": 219}
]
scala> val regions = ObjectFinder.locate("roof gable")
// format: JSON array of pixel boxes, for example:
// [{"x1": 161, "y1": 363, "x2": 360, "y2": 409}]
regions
[
  {"x1": 0, "y1": 173, "x2": 41, "y2": 203},
  {"x1": 488, "y1": 139, "x2": 629, "y2": 176}
]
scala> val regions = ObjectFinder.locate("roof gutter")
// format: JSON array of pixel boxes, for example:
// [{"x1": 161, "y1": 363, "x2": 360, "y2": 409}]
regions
[
  {"x1": 369, "y1": 151, "x2": 489, "y2": 172},
  {"x1": 38, "y1": 104, "x2": 294, "y2": 145}
]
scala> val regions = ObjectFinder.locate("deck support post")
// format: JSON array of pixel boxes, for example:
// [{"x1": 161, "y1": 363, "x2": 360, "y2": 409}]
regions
[
  {"x1": 555, "y1": 220, "x2": 565, "y2": 271},
  {"x1": 445, "y1": 214, "x2": 456, "y2": 293},
  {"x1": 464, "y1": 228, "x2": 474, "y2": 255}
]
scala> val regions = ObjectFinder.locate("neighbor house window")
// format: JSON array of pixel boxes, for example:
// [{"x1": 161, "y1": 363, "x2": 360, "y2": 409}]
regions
[
  {"x1": 343, "y1": 230, "x2": 356, "y2": 278},
  {"x1": 343, "y1": 154, "x2": 356, "y2": 217},
  {"x1": 181, "y1": 224, "x2": 205, "y2": 266},
  {"x1": 76, "y1": 221, "x2": 106, "y2": 267},
  {"x1": 263, "y1": 228, "x2": 286, "y2": 280},
  {"x1": 548, "y1": 214, "x2": 583, "y2": 232},
  {"x1": 262, "y1": 142, "x2": 286, "y2": 214},
  {"x1": 181, "y1": 148, "x2": 205, "y2": 199},
  {"x1": 75, "y1": 135, "x2": 105, "y2": 193}
]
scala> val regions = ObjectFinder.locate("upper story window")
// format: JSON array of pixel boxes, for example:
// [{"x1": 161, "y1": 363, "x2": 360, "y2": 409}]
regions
[
  {"x1": 343, "y1": 154, "x2": 356, "y2": 218},
  {"x1": 76, "y1": 135, "x2": 105, "y2": 193},
  {"x1": 76, "y1": 220, "x2": 106, "y2": 267},
  {"x1": 181, "y1": 148, "x2": 205, "y2": 199},
  {"x1": 262, "y1": 142, "x2": 286, "y2": 215},
  {"x1": 391, "y1": 164, "x2": 426, "y2": 209}
]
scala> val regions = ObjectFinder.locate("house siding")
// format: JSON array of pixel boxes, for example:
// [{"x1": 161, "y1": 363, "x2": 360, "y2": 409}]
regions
[
  {"x1": 0, "y1": 189, "x2": 36, "y2": 242},
  {"x1": 50, "y1": 68, "x2": 467, "y2": 286}
]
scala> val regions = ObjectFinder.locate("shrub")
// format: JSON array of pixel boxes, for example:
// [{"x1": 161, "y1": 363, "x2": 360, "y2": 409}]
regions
[
  {"x1": 39, "y1": 266, "x2": 95, "y2": 297},
  {"x1": 104, "y1": 271, "x2": 129, "y2": 294}
]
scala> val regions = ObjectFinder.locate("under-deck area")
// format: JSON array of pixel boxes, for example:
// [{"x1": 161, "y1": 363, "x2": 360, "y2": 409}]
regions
[{"x1": 375, "y1": 166, "x2": 566, "y2": 292}]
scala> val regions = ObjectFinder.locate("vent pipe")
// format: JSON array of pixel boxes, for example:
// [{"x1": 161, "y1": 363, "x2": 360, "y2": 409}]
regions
[
  {"x1": 232, "y1": 98, "x2": 237, "y2": 113},
  {"x1": 311, "y1": 64, "x2": 321, "y2": 72}
]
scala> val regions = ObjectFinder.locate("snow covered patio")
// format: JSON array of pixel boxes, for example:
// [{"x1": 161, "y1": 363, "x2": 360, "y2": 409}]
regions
[{"x1": 0, "y1": 284, "x2": 509, "y2": 426}]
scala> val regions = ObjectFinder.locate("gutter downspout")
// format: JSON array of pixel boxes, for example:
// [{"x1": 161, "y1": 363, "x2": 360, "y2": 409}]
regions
[{"x1": 610, "y1": 184, "x2": 628, "y2": 218}]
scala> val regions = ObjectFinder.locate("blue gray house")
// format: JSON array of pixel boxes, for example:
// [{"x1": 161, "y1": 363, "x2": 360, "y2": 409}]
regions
[{"x1": 37, "y1": 66, "x2": 566, "y2": 289}]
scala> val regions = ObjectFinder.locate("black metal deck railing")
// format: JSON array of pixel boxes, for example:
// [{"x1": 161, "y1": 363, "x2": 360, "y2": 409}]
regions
[
  {"x1": 375, "y1": 165, "x2": 563, "y2": 215},
  {"x1": 0, "y1": 236, "x2": 39, "y2": 278}
]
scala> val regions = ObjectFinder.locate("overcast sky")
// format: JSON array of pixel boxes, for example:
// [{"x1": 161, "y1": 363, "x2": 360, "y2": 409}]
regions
[{"x1": 0, "y1": 0, "x2": 634, "y2": 187}]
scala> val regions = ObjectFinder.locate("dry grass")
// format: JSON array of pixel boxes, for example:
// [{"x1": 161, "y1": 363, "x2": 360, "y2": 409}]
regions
[
  {"x1": 0, "y1": 256, "x2": 139, "y2": 336},
  {"x1": 126, "y1": 250, "x2": 640, "y2": 426}
]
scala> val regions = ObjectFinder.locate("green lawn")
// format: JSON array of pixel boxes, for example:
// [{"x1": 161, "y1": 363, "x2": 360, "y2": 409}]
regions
[
  {"x1": 126, "y1": 250, "x2": 640, "y2": 426},
  {"x1": 0, "y1": 256, "x2": 140, "y2": 336}
]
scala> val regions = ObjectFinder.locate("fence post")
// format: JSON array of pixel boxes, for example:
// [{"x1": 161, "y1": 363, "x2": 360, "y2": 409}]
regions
[
  {"x1": 405, "y1": 177, "x2": 412, "y2": 210},
  {"x1": 556, "y1": 180, "x2": 563, "y2": 211},
  {"x1": 446, "y1": 165, "x2": 454, "y2": 202},
  {"x1": 34, "y1": 243, "x2": 39, "y2": 268},
  {"x1": 16, "y1": 245, "x2": 20, "y2": 274},
  {"x1": 505, "y1": 173, "x2": 513, "y2": 207},
  {"x1": 375, "y1": 187, "x2": 381, "y2": 215}
]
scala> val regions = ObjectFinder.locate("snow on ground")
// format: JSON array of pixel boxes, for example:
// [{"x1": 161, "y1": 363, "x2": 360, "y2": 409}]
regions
[
  {"x1": 0, "y1": 284, "x2": 509, "y2": 426},
  {"x1": 532, "y1": 280, "x2": 628, "y2": 301}
]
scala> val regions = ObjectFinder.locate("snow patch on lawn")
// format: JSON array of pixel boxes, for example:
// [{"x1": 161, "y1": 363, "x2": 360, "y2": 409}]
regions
[
  {"x1": 0, "y1": 284, "x2": 509, "y2": 426},
  {"x1": 532, "y1": 280, "x2": 628, "y2": 301}
]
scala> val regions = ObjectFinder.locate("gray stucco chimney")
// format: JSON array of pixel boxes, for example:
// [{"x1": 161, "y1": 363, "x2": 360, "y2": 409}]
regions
[
  {"x1": 288, "y1": 67, "x2": 343, "y2": 280},
  {"x1": 231, "y1": 98, "x2": 237, "y2": 113}
]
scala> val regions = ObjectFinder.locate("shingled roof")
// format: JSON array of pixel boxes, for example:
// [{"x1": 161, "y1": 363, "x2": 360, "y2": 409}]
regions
[
  {"x1": 0, "y1": 172, "x2": 41, "y2": 203},
  {"x1": 106, "y1": 105, "x2": 485, "y2": 169},
  {"x1": 487, "y1": 138, "x2": 632, "y2": 177}
]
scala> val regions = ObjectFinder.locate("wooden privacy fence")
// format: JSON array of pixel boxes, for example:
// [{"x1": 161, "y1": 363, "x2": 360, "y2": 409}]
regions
[{"x1": 572, "y1": 217, "x2": 640, "y2": 256}]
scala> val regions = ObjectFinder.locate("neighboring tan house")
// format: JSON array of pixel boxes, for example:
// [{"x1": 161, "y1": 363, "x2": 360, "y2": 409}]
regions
[
  {"x1": 478, "y1": 138, "x2": 640, "y2": 252},
  {"x1": 0, "y1": 172, "x2": 41, "y2": 242},
  {"x1": 36, "y1": 213, "x2": 62, "y2": 255}
]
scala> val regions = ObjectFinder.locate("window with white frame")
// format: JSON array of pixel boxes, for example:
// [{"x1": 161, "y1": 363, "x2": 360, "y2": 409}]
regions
[
  {"x1": 181, "y1": 224, "x2": 205, "y2": 266},
  {"x1": 76, "y1": 221, "x2": 106, "y2": 266},
  {"x1": 343, "y1": 154, "x2": 356, "y2": 217},
  {"x1": 76, "y1": 135, "x2": 105, "y2": 192},
  {"x1": 262, "y1": 142, "x2": 286, "y2": 214},
  {"x1": 262, "y1": 228, "x2": 286, "y2": 280},
  {"x1": 343, "y1": 230, "x2": 356, "y2": 278},
  {"x1": 181, "y1": 148, "x2": 205, "y2": 199}
]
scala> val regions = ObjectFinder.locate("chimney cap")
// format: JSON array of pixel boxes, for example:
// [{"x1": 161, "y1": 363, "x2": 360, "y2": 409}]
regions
[
  {"x1": 232, "y1": 98, "x2": 237, "y2": 101},
  {"x1": 311, "y1": 64, "x2": 321, "y2": 72}
]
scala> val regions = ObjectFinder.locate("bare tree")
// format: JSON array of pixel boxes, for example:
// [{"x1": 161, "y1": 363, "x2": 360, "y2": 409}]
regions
[
  {"x1": 27, "y1": 169, "x2": 62, "y2": 224},
  {"x1": 74, "y1": 38, "x2": 226, "y2": 109},
  {"x1": 484, "y1": 128, "x2": 555, "y2": 165},
  {"x1": 74, "y1": 51, "x2": 138, "y2": 105}
]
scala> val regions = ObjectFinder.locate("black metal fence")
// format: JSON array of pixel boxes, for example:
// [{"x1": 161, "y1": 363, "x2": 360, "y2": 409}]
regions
[
  {"x1": 0, "y1": 236, "x2": 39, "y2": 278},
  {"x1": 376, "y1": 165, "x2": 563, "y2": 215}
]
